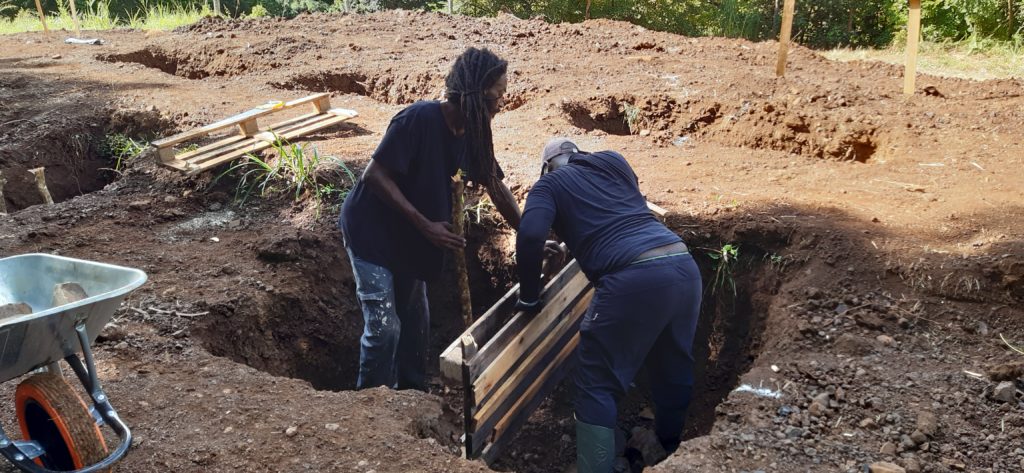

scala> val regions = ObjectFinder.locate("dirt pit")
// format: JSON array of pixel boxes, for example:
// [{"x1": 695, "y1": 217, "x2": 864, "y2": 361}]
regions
[{"x1": 2, "y1": 9, "x2": 1024, "y2": 473}]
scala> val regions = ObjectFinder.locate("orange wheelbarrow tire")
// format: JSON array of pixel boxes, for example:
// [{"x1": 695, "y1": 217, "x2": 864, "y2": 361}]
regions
[{"x1": 15, "y1": 373, "x2": 109, "y2": 471}]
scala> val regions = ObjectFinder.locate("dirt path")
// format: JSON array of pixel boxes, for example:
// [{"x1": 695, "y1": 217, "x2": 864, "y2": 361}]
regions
[{"x1": 1, "y1": 10, "x2": 1022, "y2": 473}]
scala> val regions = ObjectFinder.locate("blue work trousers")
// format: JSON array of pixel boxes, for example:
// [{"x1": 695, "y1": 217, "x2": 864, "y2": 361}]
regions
[
  {"x1": 346, "y1": 247, "x2": 430, "y2": 391},
  {"x1": 574, "y1": 253, "x2": 702, "y2": 445}
]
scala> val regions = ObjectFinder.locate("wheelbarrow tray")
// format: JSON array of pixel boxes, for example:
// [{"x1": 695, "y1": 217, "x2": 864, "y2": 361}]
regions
[{"x1": 0, "y1": 254, "x2": 147, "y2": 384}]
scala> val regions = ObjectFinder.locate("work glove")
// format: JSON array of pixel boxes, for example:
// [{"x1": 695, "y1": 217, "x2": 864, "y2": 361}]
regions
[{"x1": 515, "y1": 297, "x2": 542, "y2": 314}]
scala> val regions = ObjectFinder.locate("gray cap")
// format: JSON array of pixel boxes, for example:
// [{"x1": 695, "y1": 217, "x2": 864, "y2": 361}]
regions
[{"x1": 541, "y1": 138, "x2": 580, "y2": 164}]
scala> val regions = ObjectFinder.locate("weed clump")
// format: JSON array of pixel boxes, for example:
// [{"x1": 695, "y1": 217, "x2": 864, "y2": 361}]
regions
[{"x1": 217, "y1": 136, "x2": 356, "y2": 211}]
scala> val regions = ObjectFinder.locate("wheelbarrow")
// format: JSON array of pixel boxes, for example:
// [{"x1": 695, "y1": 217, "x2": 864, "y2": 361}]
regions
[{"x1": 0, "y1": 254, "x2": 147, "y2": 472}]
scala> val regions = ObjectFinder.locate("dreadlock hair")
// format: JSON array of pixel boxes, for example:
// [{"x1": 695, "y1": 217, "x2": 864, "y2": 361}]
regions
[{"x1": 445, "y1": 47, "x2": 508, "y2": 184}]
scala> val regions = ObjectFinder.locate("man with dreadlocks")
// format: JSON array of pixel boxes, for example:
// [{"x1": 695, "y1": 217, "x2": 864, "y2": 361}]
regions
[{"x1": 339, "y1": 47, "x2": 528, "y2": 391}]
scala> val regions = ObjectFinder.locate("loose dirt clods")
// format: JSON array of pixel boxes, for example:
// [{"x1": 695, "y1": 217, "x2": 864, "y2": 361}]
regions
[{"x1": 1, "y1": 9, "x2": 1023, "y2": 473}]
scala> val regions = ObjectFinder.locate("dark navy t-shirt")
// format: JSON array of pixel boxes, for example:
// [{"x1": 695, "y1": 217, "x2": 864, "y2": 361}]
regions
[
  {"x1": 517, "y1": 151, "x2": 682, "y2": 300},
  {"x1": 340, "y1": 101, "x2": 501, "y2": 280}
]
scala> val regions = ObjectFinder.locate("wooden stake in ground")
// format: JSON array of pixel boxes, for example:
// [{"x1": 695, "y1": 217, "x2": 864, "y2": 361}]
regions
[
  {"x1": 33, "y1": 0, "x2": 49, "y2": 33},
  {"x1": 904, "y1": 0, "x2": 922, "y2": 95},
  {"x1": 452, "y1": 172, "x2": 473, "y2": 328},
  {"x1": 66, "y1": 0, "x2": 81, "y2": 38},
  {"x1": 28, "y1": 167, "x2": 54, "y2": 205},
  {"x1": 0, "y1": 170, "x2": 7, "y2": 215},
  {"x1": 775, "y1": 0, "x2": 796, "y2": 77}
]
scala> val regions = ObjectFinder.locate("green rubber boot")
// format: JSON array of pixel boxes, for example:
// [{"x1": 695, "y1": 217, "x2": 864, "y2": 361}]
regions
[{"x1": 576, "y1": 419, "x2": 616, "y2": 473}]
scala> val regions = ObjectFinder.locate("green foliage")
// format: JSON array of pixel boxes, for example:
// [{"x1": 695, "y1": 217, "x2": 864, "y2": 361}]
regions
[
  {"x1": 247, "y1": 2, "x2": 267, "y2": 16},
  {"x1": 100, "y1": 133, "x2": 147, "y2": 173},
  {"x1": 455, "y1": 0, "x2": 1020, "y2": 49},
  {"x1": 923, "y1": 0, "x2": 1022, "y2": 42},
  {"x1": 706, "y1": 243, "x2": 740, "y2": 297},
  {"x1": 2, "y1": 0, "x2": 1019, "y2": 51},
  {"x1": 218, "y1": 137, "x2": 355, "y2": 212}
]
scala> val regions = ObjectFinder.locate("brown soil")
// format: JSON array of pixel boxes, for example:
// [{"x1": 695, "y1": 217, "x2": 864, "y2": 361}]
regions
[{"x1": 1, "y1": 10, "x2": 1023, "y2": 473}]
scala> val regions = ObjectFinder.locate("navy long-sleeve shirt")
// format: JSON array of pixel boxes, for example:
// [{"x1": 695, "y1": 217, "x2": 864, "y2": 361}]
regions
[{"x1": 516, "y1": 151, "x2": 682, "y2": 302}]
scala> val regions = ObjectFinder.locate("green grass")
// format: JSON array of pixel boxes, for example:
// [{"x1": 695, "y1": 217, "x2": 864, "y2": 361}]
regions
[
  {"x1": 0, "y1": 0, "x2": 212, "y2": 35},
  {"x1": 100, "y1": 133, "x2": 148, "y2": 173},
  {"x1": 822, "y1": 40, "x2": 1024, "y2": 80},
  {"x1": 218, "y1": 137, "x2": 355, "y2": 212}
]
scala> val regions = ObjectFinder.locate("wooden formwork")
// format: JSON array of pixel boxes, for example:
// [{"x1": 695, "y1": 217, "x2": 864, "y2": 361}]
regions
[
  {"x1": 440, "y1": 259, "x2": 593, "y2": 463},
  {"x1": 151, "y1": 93, "x2": 357, "y2": 175}
]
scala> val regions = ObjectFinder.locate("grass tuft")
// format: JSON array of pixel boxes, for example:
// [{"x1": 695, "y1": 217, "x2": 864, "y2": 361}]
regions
[
  {"x1": 0, "y1": 0, "x2": 212, "y2": 34},
  {"x1": 217, "y1": 136, "x2": 355, "y2": 213},
  {"x1": 100, "y1": 133, "x2": 148, "y2": 173},
  {"x1": 822, "y1": 40, "x2": 1024, "y2": 80}
]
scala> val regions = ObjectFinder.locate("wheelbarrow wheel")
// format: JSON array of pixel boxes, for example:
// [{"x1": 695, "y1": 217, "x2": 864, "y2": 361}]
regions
[{"x1": 15, "y1": 373, "x2": 109, "y2": 471}]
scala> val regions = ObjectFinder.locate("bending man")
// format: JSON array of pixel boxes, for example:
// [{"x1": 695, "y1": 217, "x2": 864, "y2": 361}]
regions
[{"x1": 515, "y1": 139, "x2": 702, "y2": 472}]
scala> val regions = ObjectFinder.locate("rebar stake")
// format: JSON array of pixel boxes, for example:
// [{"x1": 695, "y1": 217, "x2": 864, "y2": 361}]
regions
[
  {"x1": 28, "y1": 167, "x2": 54, "y2": 205},
  {"x1": 452, "y1": 172, "x2": 473, "y2": 328},
  {"x1": 0, "y1": 171, "x2": 7, "y2": 215}
]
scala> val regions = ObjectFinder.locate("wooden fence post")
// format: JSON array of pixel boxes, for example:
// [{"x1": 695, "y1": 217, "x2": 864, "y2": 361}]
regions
[
  {"x1": 66, "y1": 0, "x2": 81, "y2": 37},
  {"x1": 904, "y1": 0, "x2": 922, "y2": 95},
  {"x1": 776, "y1": 0, "x2": 796, "y2": 77},
  {"x1": 33, "y1": 0, "x2": 49, "y2": 33}
]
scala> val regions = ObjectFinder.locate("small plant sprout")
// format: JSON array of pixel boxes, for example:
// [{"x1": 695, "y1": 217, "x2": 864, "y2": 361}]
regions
[
  {"x1": 764, "y1": 253, "x2": 789, "y2": 272},
  {"x1": 466, "y1": 194, "x2": 496, "y2": 224},
  {"x1": 100, "y1": 133, "x2": 148, "y2": 173},
  {"x1": 706, "y1": 243, "x2": 740, "y2": 296},
  {"x1": 622, "y1": 102, "x2": 641, "y2": 134}
]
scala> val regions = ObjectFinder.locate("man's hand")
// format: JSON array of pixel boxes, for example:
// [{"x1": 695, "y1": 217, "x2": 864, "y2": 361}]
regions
[
  {"x1": 515, "y1": 297, "x2": 542, "y2": 314},
  {"x1": 419, "y1": 221, "x2": 466, "y2": 250},
  {"x1": 544, "y1": 240, "x2": 567, "y2": 266}
]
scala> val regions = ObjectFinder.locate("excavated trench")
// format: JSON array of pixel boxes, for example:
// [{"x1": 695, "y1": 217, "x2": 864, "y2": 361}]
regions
[
  {"x1": 561, "y1": 94, "x2": 881, "y2": 162},
  {"x1": 191, "y1": 206, "x2": 785, "y2": 471},
  {"x1": 0, "y1": 108, "x2": 170, "y2": 212}
]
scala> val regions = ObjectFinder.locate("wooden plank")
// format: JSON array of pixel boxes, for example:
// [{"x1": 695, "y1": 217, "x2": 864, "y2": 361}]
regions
[
  {"x1": 237, "y1": 118, "x2": 260, "y2": 137},
  {"x1": 440, "y1": 256, "x2": 573, "y2": 384},
  {"x1": 646, "y1": 200, "x2": 667, "y2": 217},
  {"x1": 904, "y1": 0, "x2": 922, "y2": 95},
  {"x1": 313, "y1": 95, "x2": 332, "y2": 114},
  {"x1": 775, "y1": 0, "x2": 796, "y2": 77},
  {"x1": 472, "y1": 269, "x2": 590, "y2": 401},
  {"x1": 440, "y1": 283, "x2": 519, "y2": 383},
  {"x1": 461, "y1": 334, "x2": 479, "y2": 457},
  {"x1": 152, "y1": 93, "x2": 330, "y2": 149},
  {"x1": 33, "y1": 0, "x2": 48, "y2": 33},
  {"x1": 473, "y1": 290, "x2": 591, "y2": 424},
  {"x1": 176, "y1": 112, "x2": 326, "y2": 165},
  {"x1": 467, "y1": 261, "x2": 584, "y2": 382},
  {"x1": 183, "y1": 113, "x2": 355, "y2": 174},
  {"x1": 469, "y1": 308, "x2": 585, "y2": 456},
  {"x1": 481, "y1": 332, "x2": 581, "y2": 463},
  {"x1": 185, "y1": 113, "x2": 339, "y2": 165}
]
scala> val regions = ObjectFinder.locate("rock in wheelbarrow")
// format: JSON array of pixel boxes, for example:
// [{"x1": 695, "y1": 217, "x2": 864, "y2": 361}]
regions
[
  {"x1": 0, "y1": 302, "x2": 33, "y2": 320},
  {"x1": 52, "y1": 282, "x2": 89, "y2": 307}
]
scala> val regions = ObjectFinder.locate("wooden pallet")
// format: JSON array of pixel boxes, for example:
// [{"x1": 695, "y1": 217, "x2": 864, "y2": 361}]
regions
[
  {"x1": 151, "y1": 93, "x2": 358, "y2": 175},
  {"x1": 439, "y1": 202, "x2": 667, "y2": 463}
]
